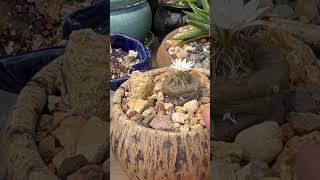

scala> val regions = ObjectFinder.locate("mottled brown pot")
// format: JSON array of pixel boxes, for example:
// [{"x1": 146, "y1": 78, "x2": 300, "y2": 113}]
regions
[
  {"x1": 111, "y1": 68, "x2": 210, "y2": 180},
  {"x1": 0, "y1": 59, "x2": 62, "y2": 180},
  {"x1": 156, "y1": 25, "x2": 191, "y2": 68}
]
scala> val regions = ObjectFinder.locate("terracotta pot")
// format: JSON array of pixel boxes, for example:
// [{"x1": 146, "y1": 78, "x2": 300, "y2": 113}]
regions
[{"x1": 111, "y1": 68, "x2": 210, "y2": 180}]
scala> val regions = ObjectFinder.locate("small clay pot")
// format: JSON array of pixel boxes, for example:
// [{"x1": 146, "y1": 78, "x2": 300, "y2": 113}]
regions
[{"x1": 111, "y1": 67, "x2": 210, "y2": 180}]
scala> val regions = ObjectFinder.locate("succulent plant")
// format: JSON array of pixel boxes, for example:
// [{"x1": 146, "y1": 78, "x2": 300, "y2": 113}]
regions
[
  {"x1": 212, "y1": 0, "x2": 269, "y2": 78},
  {"x1": 173, "y1": 0, "x2": 210, "y2": 43},
  {"x1": 170, "y1": 59, "x2": 194, "y2": 85}
]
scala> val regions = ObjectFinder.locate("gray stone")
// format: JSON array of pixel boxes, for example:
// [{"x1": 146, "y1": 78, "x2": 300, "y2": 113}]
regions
[
  {"x1": 235, "y1": 122, "x2": 283, "y2": 163},
  {"x1": 287, "y1": 112, "x2": 320, "y2": 134}
]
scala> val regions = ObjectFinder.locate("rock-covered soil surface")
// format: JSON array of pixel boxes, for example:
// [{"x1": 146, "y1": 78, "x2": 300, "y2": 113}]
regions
[
  {"x1": 110, "y1": 49, "x2": 139, "y2": 80},
  {"x1": 166, "y1": 27, "x2": 210, "y2": 70},
  {"x1": 212, "y1": 1, "x2": 320, "y2": 179},
  {"x1": 0, "y1": 0, "x2": 95, "y2": 56},
  {"x1": 121, "y1": 70, "x2": 210, "y2": 132}
]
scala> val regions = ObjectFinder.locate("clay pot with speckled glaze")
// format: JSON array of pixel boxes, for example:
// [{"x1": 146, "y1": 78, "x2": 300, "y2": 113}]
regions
[{"x1": 110, "y1": 68, "x2": 210, "y2": 180}]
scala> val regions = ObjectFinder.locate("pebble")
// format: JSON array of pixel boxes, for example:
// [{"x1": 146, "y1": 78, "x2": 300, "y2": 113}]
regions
[
  {"x1": 128, "y1": 50, "x2": 138, "y2": 58},
  {"x1": 175, "y1": 106, "x2": 186, "y2": 113},
  {"x1": 183, "y1": 100, "x2": 199, "y2": 114},
  {"x1": 150, "y1": 115, "x2": 174, "y2": 131},
  {"x1": 133, "y1": 99, "x2": 148, "y2": 114},
  {"x1": 126, "y1": 110, "x2": 138, "y2": 118},
  {"x1": 172, "y1": 112, "x2": 187, "y2": 124},
  {"x1": 131, "y1": 114, "x2": 143, "y2": 122},
  {"x1": 176, "y1": 49, "x2": 188, "y2": 59}
]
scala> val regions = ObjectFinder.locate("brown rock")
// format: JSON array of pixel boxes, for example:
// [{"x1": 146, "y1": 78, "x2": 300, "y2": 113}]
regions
[
  {"x1": 156, "y1": 101, "x2": 166, "y2": 115},
  {"x1": 176, "y1": 49, "x2": 188, "y2": 59},
  {"x1": 150, "y1": 115, "x2": 174, "y2": 131},
  {"x1": 66, "y1": 165, "x2": 104, "y2": 180},
  {"x1": 126, "y1": 110, "x2": 138, "y2": 118},
  {"x1": 295, "y1": 143, "x2": 320, "y2": 180},
  {"x1": 53, "y1": 116, "x2": 87, "y2": 153},
  {"x1": 287, "y1": 112, "x2": 320, "y2": 134},
  {"x1": 64, "y1": 29, "x2": 108, "y2": 120},
  {"x1": 131, "y1": 114, "x2": 143, "y2": 122},
  {"x1": 281, "y1": 123, "x2": 295, "y2": 143},
  {"x1": 48, "y1": 162, "x2": 57, "y2": 174},
  {"x1": 76, "y1": 117, "x2": 109, "y2": 163},
  {"x1": 130, "y1": 71, "x2": 154, "y2": 100},
  {"x1": 38, "y1": 135, "x2": 56, "y2": 162},
  {"x1": 58, "y1": 154, "x2": 89, "y2": 179},
  {"x1": 52, "y1": 111, "x2": 73, "y2": 131},
  {"x1": 272, "y1": 131, "x2": 320, "y2": 179}
]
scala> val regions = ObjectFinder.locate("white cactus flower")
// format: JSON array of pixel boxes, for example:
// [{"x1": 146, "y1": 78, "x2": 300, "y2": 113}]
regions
[{"x1": 170, "y1": 59, "x2": 194, "y2": 72}]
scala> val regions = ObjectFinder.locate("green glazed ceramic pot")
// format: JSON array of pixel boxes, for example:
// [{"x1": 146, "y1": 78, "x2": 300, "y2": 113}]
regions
[{"x1": 111, "y1": 0, "x2": 152, "y2": 41}]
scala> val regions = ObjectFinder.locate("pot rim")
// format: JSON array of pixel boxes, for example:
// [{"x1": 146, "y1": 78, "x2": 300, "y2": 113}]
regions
[{"x1": 111, "y1": 67, "x2": 210, "y2": 136}]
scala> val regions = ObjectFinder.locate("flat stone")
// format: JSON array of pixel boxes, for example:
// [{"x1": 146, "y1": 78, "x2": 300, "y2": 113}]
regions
[
  {"x1": 53, "y1": 115, "x2": 87, "y2": 153},
  {"x1": 76, "y1": 117, "x2": 108, "y2": 163},
  {"x1": 66, "y1": 165, "x2": 104, "y2": 180},
  {"x1": 212, "y1": 161, "x2": 240, "y2": 180},
  {"x1": 150, "y1": 115, "x2": 174, "y2": 131}
]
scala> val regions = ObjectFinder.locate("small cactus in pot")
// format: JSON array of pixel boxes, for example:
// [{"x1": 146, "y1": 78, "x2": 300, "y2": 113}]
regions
[{"x1": 162, "y1": 59, "x2": 201, "y2": 105}]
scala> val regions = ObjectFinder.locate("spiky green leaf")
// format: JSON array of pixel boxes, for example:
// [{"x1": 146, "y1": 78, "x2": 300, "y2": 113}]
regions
[
  {"x1": 173, "y1": 28, "x2": 207, "y2": 40},
  {"x1": 188, "y1": 20, "x2": 209, "y2": 31},
  {"x1": 183, "y1": 11, "x2": 208, "y2": 24}
]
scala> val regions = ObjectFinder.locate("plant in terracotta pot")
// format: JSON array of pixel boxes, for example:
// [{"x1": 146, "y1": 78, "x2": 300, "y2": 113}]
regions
[
  {"x1": 111, "y1": 59, "x2": 210, "y2": 179},
  {"x1": 156, "y1": 0, "x2": 210, "y2": 70},
  {"x1": 211, "y1": 0, "x2": 290, "y2": 141}
]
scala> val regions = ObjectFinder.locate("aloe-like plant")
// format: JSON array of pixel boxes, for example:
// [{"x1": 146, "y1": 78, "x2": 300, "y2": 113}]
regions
[
  {"x1": 173, "y1": 0, "x2": 210, "y2": 43},
  {"x1": 212, "y1": 0, "x2": 269, "y2": 78}
]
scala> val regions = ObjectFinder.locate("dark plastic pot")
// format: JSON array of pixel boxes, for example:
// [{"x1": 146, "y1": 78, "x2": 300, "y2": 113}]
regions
[
  {"x1": 153, "y1": 0, "x2": 201, "y2": 41},
  {"x1": 110, "y1": 33, "x2": 152, "y2": 91},
  {"x1": 0, "y1": 47, "x2": 65, "y2": 94},
  {"x1": 63, "y1": 0, "x2": 109, "y2": 39}
]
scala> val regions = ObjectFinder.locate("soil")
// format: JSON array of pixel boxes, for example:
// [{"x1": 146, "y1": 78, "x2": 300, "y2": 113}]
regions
[
  {"x1": 110, "y1": 48, "x2": 139, "y2": 80},
  {"x1": 0, "y1": 0, "x2": 93, "y2": 56}
]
